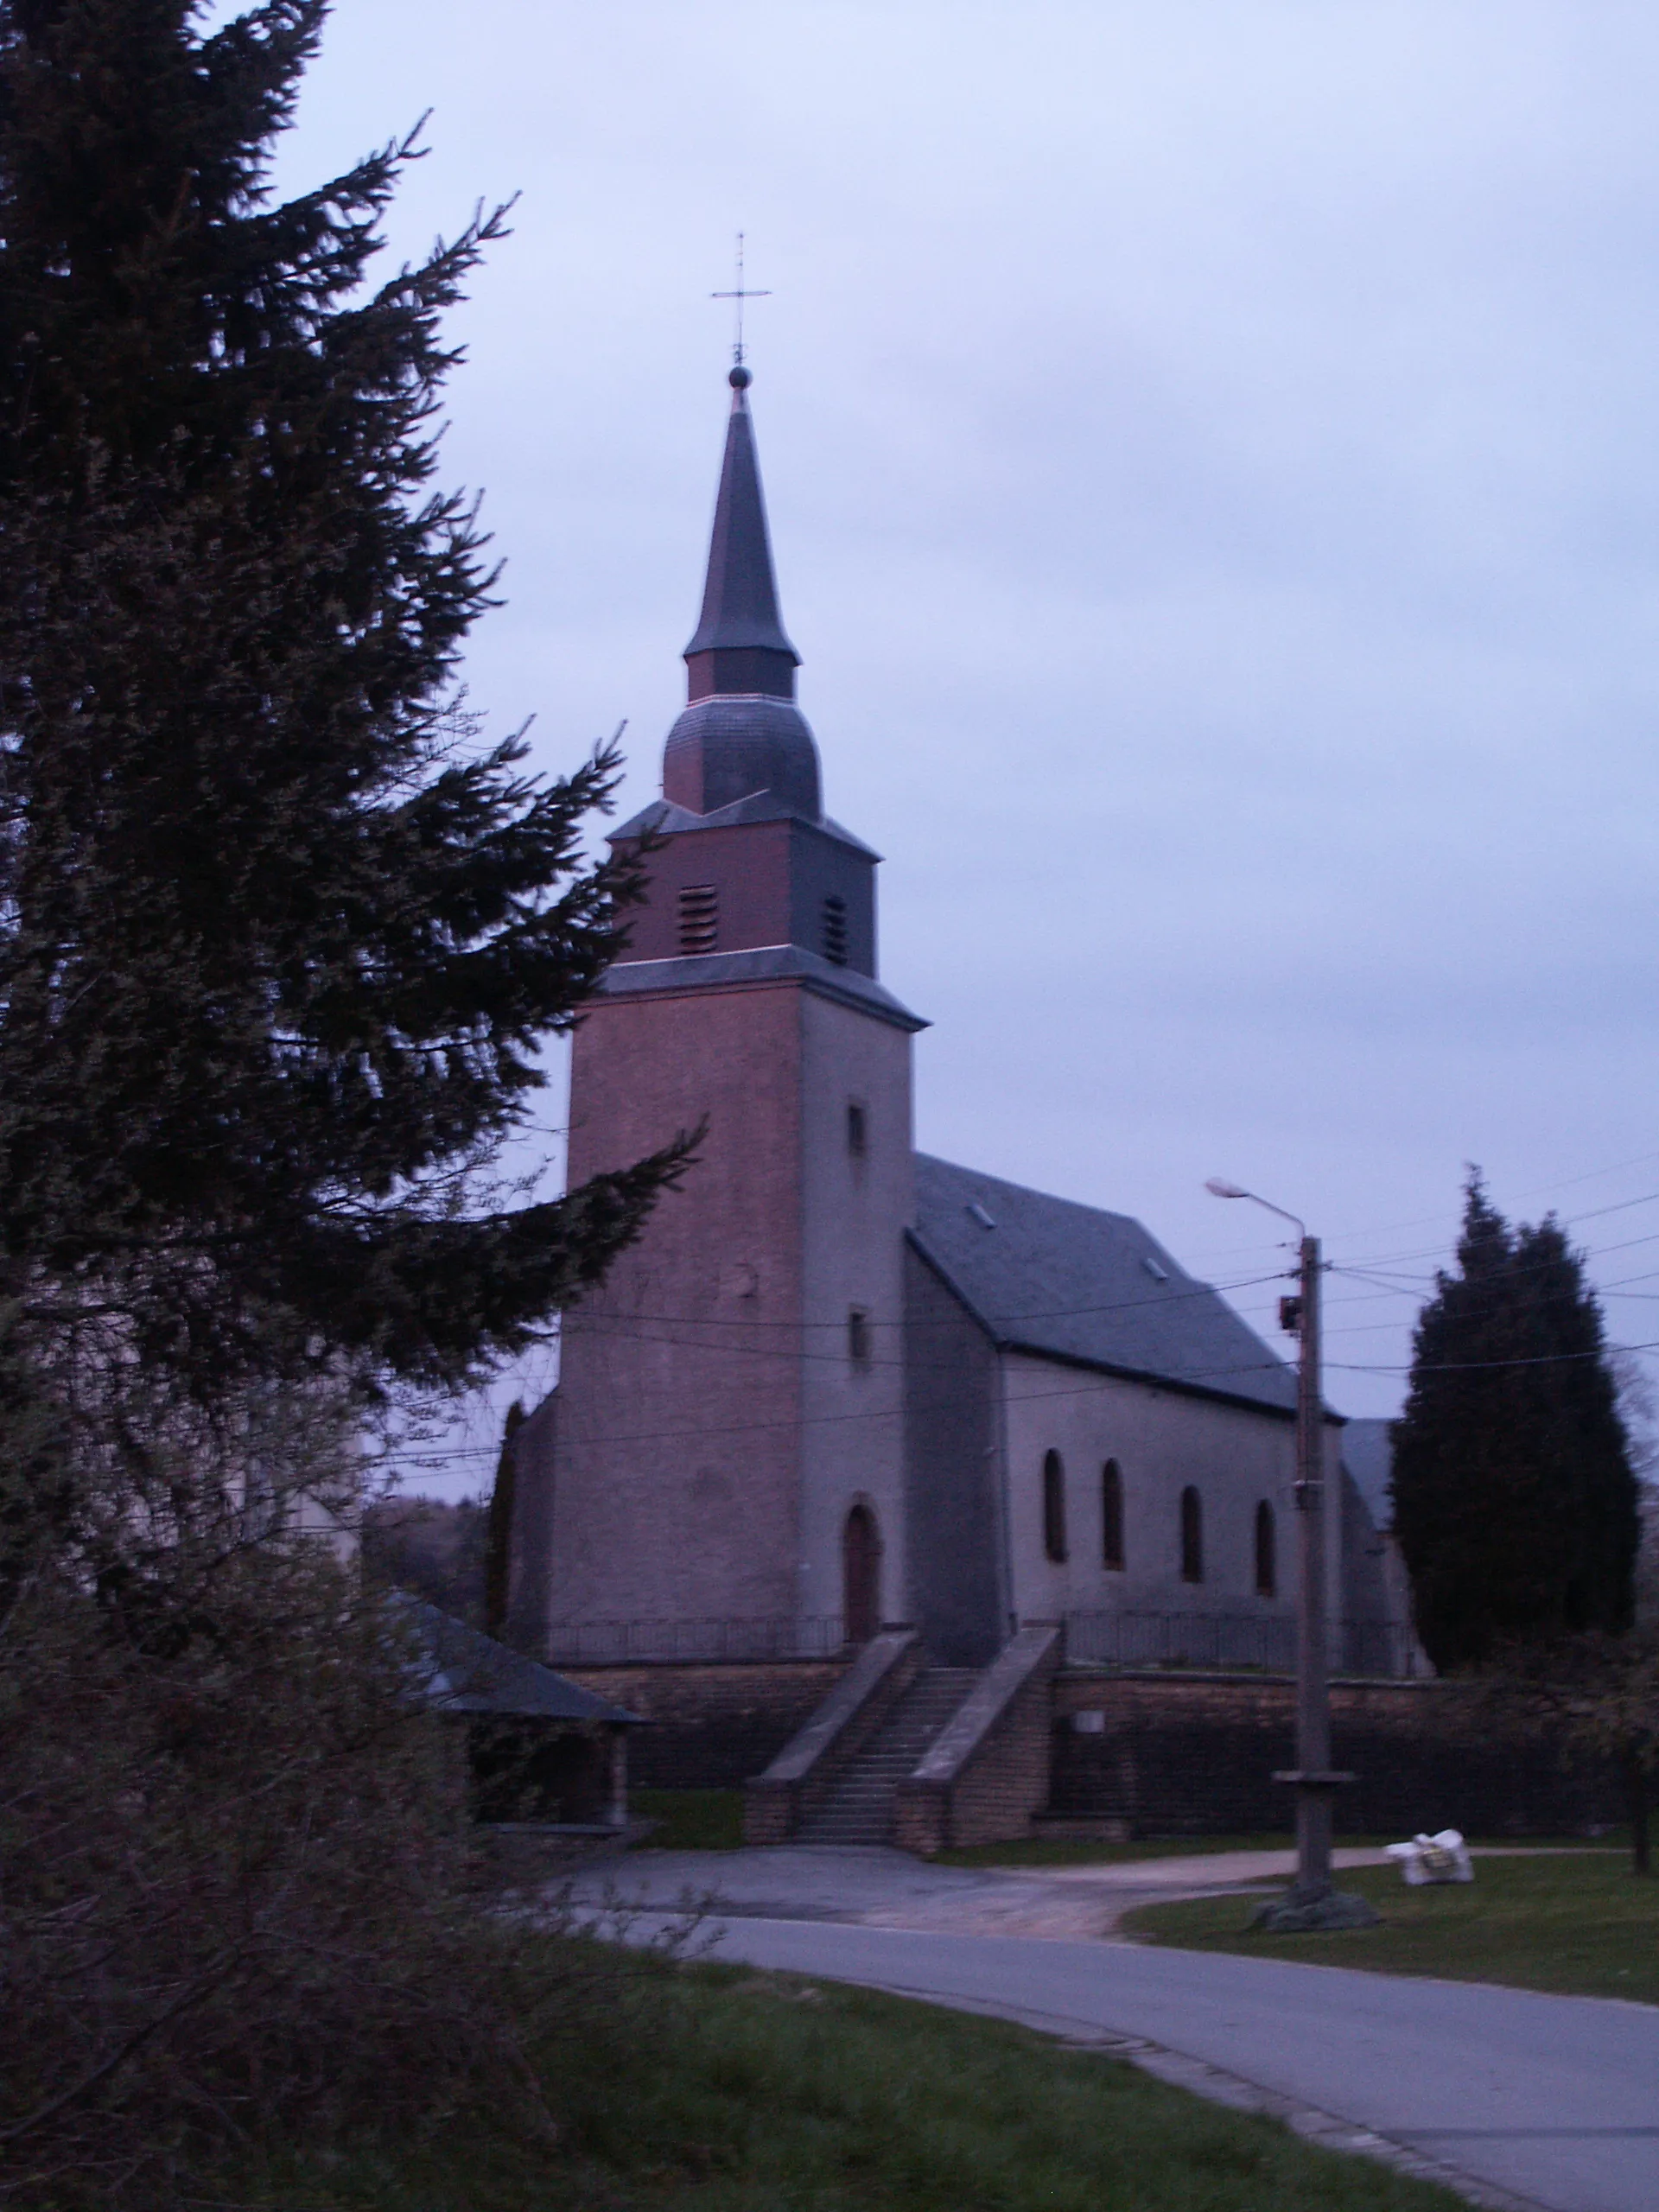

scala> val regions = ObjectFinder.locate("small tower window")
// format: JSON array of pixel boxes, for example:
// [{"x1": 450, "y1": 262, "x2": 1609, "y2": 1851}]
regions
[
  {"x1": 822, "y1": 893, "x2": 849, "y2": 966},
  {"x1": 677, "y1": 883, "x2": 718, "y2": 955},
  {"x1": 1179, "y1": 1485, "x2": 1204, "y2": 1584},
  {"x1": 1255, "y1": 1500, "x2": 1276, "y2": 1599},
  {"x1": 1042, "y1": 1449, "x2": 1068, "y2": 1564},
  {"x1": 847, "y1": 1306, "x2": 871, "y2": 1367},
  {"x1": 1102, "y1": 1459, "x2": 1125, "y2": 1571},
  {"x1": 846, "y1": 1100, "x2": 868, "y2": 1157}
]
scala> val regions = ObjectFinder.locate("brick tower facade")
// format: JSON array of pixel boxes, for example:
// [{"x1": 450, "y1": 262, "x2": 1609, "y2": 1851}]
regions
[{"x1": 510, "y1": 366, "x2": 925, "y2": 1661}]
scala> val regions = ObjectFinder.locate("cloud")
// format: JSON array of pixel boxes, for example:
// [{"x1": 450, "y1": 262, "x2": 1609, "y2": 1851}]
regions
[{"x1": 269, "y1": 0, "x2": 1659, "y2": 1451}]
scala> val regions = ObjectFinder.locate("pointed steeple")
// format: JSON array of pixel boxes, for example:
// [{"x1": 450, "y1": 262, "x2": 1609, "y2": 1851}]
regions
[{"x1": 683, "y1": 365, "x2": 800, "y2": 702}]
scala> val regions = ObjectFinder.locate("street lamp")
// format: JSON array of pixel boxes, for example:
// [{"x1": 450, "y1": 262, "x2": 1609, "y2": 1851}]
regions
[{"x1": 1205, "y1": 1180, "x2": 1378, "y2": 1931}]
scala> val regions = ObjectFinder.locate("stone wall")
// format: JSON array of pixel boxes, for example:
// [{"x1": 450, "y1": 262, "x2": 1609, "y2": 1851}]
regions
[
  {"x1": 1051, "y1": 1670, "x2": 1618, "y2": 1838},
  {"x1": 564, "y1": 1658, "x2": 850, "y2": 1791}
]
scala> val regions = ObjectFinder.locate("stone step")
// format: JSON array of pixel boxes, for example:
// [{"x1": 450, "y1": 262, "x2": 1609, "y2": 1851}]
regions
[{"x1": 794, "y1": 1664, "x2": 982, "y2": 1846}]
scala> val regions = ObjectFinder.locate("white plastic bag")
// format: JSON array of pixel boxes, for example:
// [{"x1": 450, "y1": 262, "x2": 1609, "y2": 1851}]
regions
[{"x1": 1384, "y1": 1828, "x2": 1474, "y2": 1885}]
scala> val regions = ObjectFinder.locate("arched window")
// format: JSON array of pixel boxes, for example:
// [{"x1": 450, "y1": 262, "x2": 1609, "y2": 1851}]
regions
[
  {"x1": 842, "y1": 1503, "x2": 881, "y2": 1643},
  {"x1": 1101, "y1": 1459, "x2": 1125, "y2": 1571},
  {"x1": 1179, "y1": 1485, "x2": 1204, "y2": 1584},
  {"x1": 1254, "y1": 1500, "x2": 1276, "y2": 1598},
  {"x1": 1042, "y1": 1450, "x2": 1068, "y2": 1563}
]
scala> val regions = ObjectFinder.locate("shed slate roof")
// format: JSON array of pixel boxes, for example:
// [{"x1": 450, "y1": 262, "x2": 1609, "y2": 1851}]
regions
[
  {"x1": 911, "y1": 1155, "x2": 1300, "y2": 1417},
  {"x1": 400, "y1": 1599, "x2": 639, "y2": 1724}
]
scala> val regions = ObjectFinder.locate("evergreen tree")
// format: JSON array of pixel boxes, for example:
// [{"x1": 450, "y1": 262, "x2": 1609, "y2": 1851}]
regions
[
  {"x1": 0, "y1": 2, "x2": 687, "y2": 1403},
  {"x1": 483, "y1": 1396, "x2": 524, "y2": 1635},
  {"x1": 1391, "y1": 1173, "x2": 1640, "y2": 1669}
]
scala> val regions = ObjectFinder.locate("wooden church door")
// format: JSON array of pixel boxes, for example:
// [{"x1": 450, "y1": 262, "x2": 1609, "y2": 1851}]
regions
[{"x1": 842, "y1": 1504, "x2": 881, "y2": 1644}]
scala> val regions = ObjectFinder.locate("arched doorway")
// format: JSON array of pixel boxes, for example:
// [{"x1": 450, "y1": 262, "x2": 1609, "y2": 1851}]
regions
[{"x1": 842, "y1": 1503, "x2": 881, "y2": 1644}]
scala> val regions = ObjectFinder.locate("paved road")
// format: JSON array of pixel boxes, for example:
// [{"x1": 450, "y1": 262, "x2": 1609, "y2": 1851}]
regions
[
  {"x1": 661, "y1": 1914, "x2": 1657, "y2": 2212},
  {"x1": 569, "y1": 1852, "x2": 1657, "y2": 2212}
]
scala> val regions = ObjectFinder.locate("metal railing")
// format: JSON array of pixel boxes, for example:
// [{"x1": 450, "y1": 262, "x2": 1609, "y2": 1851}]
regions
[
  {"x1": 1064, "y1": 1610, "x2": 1425, "y2": 1680},
  {"x1": 544, "y1": 1615, "x2": 847, "y2": 1665},
  {"x1": 540, "y1": 1610, "x2": 1425, "y2": 1677}
]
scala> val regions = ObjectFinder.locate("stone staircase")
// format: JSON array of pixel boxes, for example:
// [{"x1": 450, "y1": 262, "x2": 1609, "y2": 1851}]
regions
[{"x1": 795, "y1": 1666, "x2": 979, "y2": 1845}]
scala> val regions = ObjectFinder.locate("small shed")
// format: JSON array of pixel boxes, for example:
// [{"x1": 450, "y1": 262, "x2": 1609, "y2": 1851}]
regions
[{"x1": 402, "y1": 1599, "x2": 641, "y2": 1828}]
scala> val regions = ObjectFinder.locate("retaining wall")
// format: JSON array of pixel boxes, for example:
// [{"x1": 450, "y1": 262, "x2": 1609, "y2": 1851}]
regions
[
  {"x1": 1051, "y1": 1670, "x2": 1618, "y2": 1838},
  {"x1": 563, "y1": 1658, "x2": 850, "y2": 1790}
]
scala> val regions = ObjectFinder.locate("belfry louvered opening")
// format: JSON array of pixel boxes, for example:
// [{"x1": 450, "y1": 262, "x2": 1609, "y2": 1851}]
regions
[
  {"x1": 822, "y1": 893, "x2": 849, "y2": 965},
  {"x1": 677, "y1": 883, "x2": 718, "y2": 955}
]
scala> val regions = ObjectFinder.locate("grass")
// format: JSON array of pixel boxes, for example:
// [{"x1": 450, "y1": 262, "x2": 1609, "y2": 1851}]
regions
[
  {"x1": 936, "y1": 1830, "x2": 1622, "y2": 1870},
  {"x1": 633, "y1": 1788, "x2": 747, "y2": 1850},
  {"x1": 247, "y1": 1942, "x2": 1468, "y2": 2210},
  {"x1": 938, "y1": 1832, "x2": 1305, "y2": 1867},
  {"x1": 1124, "y1": 1850, "x2": 1658, "y2": 2005}
]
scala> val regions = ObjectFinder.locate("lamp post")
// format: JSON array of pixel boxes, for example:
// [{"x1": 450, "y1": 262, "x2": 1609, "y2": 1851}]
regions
[{"x1": 1204, "y1": 1180, "x2": 1376, "y2": 1930}]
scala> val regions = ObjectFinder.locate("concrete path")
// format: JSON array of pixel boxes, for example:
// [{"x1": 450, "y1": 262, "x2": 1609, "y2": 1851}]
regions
[
  {"x1": 578, "y1": 1842, "x2": 1395, "y2": 1939},
  {"x1": 568, "y1": 1848, "x2": 1657, "y2": 2212}
]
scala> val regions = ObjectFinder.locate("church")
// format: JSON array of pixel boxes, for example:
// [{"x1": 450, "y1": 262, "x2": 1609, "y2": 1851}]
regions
[{"x1": 507, "y1": 364, "x2": 1414, "y2": 1708}]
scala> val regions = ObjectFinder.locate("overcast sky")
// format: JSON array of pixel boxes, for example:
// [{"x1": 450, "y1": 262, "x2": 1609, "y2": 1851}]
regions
[{"x1": 269, "y1": 2, "x2": 1659, "y2": 1488}]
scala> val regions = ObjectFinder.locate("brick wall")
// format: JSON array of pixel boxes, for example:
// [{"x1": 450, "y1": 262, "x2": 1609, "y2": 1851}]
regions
[
  {"x1": 541, "y1": 982, "x2": 807, "y2": 1637},
  {"x1": 944, "y1": 1646, "x2": 1058, "y2": 1848},
  {"x1": 893, "y1": 1629, "x2": 1059, "y2": 1854},
  {"x1": 569, "y1": 1655, "x2": 1617, "y2": 1838},
  {"x1": 564, "y1": 1658, "x2": 850, "y2": 1790},
  {"x1": 1051, "y1": 1671, "x2": 1618, "y2": 1838}
]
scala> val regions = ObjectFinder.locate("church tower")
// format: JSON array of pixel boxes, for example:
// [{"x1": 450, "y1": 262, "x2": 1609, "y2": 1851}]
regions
[{"x1": 512, "y1": 365, "x2": 925, "y2": 1661}]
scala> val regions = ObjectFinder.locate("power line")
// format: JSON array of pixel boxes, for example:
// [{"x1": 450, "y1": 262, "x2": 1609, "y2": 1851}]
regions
[
  {"x1": 1328, "y1": 1336, "x2": 1659, "y2": 1378},
  {"x1": 1175, "y1": 1146, "x2": 1659, "y2": 1268},
  {"x1": 559, "y1": 1266, "x2": 1291, "y2": 1337},
  {"x1": 555, "y1": 1273, "x2": 1294, "y2": 1372}
]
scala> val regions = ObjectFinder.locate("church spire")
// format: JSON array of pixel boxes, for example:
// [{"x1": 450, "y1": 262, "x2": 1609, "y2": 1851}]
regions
[{"x1": 683, "y1": 366, "x2": 800, "y2": 702}]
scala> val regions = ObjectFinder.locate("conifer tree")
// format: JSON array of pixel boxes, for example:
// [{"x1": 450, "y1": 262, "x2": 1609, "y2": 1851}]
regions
[
  {"x1": 0, "y1": 2, "x2": 687, "y2": 1403},
  {"x1": 1391, "y1": 1173, "x2": 1640, "y2": 1669},
  {"x1": 483, "y1": 1397, "x2": 524, "y2": 1635}
]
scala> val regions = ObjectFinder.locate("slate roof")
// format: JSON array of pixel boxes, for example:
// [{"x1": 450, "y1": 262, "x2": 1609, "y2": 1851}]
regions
[
  {"x1": 661, "y1": 692, "x2": 822, "y2": 821},
  {"x1": 597, "y1": 943, "x2": 925, "y2": 1033},
  {"x1": 1340, "y1": 1417, "x2": 1395, "y2": 1529},
  {"x1": 399, "y1": 1599, "x2": 639, "y2": 1724},
  {"x1": 683, "y1": 381, "x2": 798, "y2": 663},
  {"x1": 614, "y1": 791, "x2": 876, "y2": 854},
  {"x1": 911, "y1": 1154, "x2": 1300, "y2": 1417}
]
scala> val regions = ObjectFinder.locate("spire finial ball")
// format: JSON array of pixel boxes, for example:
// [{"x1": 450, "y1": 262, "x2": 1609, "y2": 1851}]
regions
[{"x1": 728, "y1": 363, "x2": 753, "y2": 390}]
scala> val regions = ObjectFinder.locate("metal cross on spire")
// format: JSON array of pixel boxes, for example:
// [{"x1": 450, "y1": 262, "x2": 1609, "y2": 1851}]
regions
[{"x1": 712, "y1": 232, "x2": 771, "y2": 366}]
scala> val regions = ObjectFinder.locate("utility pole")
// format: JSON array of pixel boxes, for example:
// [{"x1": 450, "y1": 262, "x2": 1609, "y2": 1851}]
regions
[
  {"x1": 1282, "y1": 1230, "x2": 1339, "y2": 1904},
  {"x1": 1205, "y1": 1183, "x2": 1377, "y2": 1930}
]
